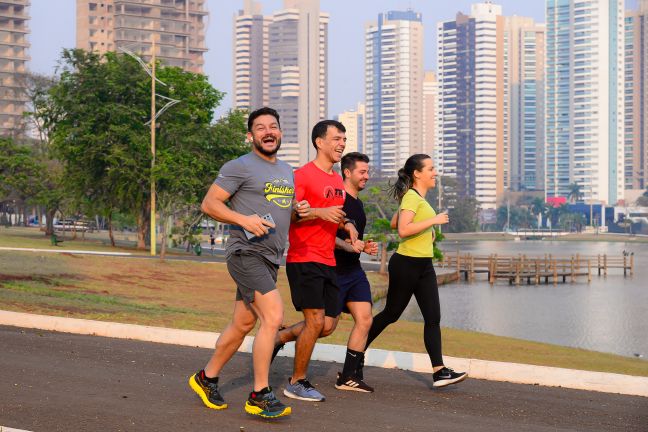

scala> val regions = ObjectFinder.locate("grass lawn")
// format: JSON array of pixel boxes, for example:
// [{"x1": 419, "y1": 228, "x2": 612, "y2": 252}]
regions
[{"x1": 1, "y1": 231, "x2": 646, "y2": 378}]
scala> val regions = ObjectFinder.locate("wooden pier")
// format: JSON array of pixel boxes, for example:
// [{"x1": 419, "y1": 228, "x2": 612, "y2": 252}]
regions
[{"x1": 438, "y1": 252, "x2": 634, "y2": 285}]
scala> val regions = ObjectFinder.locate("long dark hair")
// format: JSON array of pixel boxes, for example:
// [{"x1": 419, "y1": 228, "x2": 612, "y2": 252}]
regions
[{"x1": 389, "y1": 154, "x2": 431, "y2": 202}]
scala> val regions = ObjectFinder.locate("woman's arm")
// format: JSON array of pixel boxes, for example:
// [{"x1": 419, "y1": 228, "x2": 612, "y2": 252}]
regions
[
  {"x1": 390, "y1": 211, "x2": 399, "y2": 229},
  {"x1": 397, "y1": 210, "x2": 448, "y2": 238}
]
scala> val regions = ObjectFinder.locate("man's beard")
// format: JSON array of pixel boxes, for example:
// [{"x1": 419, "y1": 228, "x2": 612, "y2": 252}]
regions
[{"x1": 253, "y1": 136, "x2": 281, "y2": 156}]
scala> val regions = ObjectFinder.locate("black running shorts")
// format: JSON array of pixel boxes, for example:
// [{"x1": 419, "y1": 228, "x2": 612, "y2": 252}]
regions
[{"x1": 286, "y1": 262, "x2": 340, "y2": 317}]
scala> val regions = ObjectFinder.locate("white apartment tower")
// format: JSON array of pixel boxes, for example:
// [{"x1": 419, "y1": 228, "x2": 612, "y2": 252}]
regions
[
  {"x1": 76, "y1": 0, "x2": 208, "y2": 73},
  {"x1": 233, "y1": 0, "x2": 270, "y2": 110},
  {"x1": 437, "y1": 2, "x2": 505, "y2": 209},
  {"x1": 545, "y1": 0, "x2": 625, "y2": 204},
  {"x1": 0, "y1": 0, "x2": 30, "y2": 136},
  {"x1": 268, "y1": 0, "x2": 328, "y2": 167},
  {"x1": 625, "y1": 0, "x2": 648, "y2": 191},
  {"x1": 365, "y1": 10, "x2": 424, "y2": 176},
  {"x1": 504, "y1": 17, "x2": 545, "y2": 191},
  {"x1": 422, "y1": 71, "x2": 439, "y2": 158},
  {"x1": 337, "y1": 103, "x2": 365, "y2": 155}
]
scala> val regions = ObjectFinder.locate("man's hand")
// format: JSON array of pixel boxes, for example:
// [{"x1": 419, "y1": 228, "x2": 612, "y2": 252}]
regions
[
  {"x1": 363, "y1": 239, "x2": 379, "y2": 256},
  {"x1": 294, "y1": 199, "x2": 311, "y2": 219},
  {"x1": 240, "y1": 214, "x2": 275, "y2": 237},
  {"x1": 344, "y1": 222, "x2": 359, "y2": 244},
  {"x1": 343, "y1": 238, "x2": 365, "y2": 253},
  {"x1": 316, "y1": 205, "x2": 346, "y2": 224}
]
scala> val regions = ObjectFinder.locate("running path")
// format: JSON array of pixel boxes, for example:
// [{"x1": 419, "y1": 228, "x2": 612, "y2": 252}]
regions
[{"x1": 1, "y1": 326, "x2": 645, "y2": 432}]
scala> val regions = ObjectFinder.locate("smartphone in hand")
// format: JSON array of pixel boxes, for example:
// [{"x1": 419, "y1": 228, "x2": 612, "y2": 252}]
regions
[{"x1": 243, "y1": 213, "x2": 275, "y2": 240}]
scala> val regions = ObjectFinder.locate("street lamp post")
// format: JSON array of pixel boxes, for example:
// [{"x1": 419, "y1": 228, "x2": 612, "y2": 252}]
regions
[
  {"x1": 150, "y1": 36, "x2": 156, "y2": 256},
  {"x1": 119, "y1": 36, "x2": 179, "y2": 257}
]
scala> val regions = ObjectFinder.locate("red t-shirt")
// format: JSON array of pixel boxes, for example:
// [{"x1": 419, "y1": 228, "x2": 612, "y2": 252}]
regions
[{"x1": 287, "y1": 161, "x2": 346, "y2": 266}]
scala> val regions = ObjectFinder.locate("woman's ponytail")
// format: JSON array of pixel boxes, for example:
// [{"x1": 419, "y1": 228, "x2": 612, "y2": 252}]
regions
[{"x1": 389, "y1": 154, "x2": 432, "y2": 203}]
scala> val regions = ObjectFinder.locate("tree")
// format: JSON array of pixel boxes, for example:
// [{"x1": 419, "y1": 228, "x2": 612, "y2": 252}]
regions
[
  {"x1": 0, "y1": 137, "x2": 45, "y2": 226},
  {"x1": 635, "y1": 188, "x2": 648, "y2": 207},
  {"x1": 19, "y1": 71, "x2": 68, "y2": 235},
  {"x1": 156, "y1": 109, "x2": 248, "y2": 258},
  {"x1": 495, "y1": 205, "x2": 535, "y2": 231},
  {"x1": 567, "y1": 182, "x2": 583, "y2": 204},
  {"x1": 446, "y1": 196, "x2": 480, "y2": 233},
  {"x1": 365, "y1": 218, "x2": 394, "y2": 274},
  {"x1": 530, "y1": 197, "x2": 547, "y2": 228},
  {"x1": 48, "y1": 49, "x2": 224, "y2": 251}
]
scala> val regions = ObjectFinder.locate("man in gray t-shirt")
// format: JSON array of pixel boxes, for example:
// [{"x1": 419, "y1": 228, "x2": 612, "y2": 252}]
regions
[
  {"x1": 215, "y1": 150, "x2": 293, "y2": 266},
  {"x1": 188, "y1": 107, "x2": 310, "y2": 419}
]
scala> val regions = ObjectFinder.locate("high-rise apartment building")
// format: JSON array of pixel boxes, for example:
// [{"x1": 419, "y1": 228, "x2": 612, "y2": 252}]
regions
[
  {"x1": 625, "y1": 0, "x2": 648, "y2": 191},
  {"x1": 0, "y1": 0, "x2": 30, "y2": 136},
  {"x1": 365, "y1": 10, "x2": 424, "y2": 176},
  {"x1": 76, "y1": 0, "x2": 207, "y2": 73},
  {"x1": 230, "y1": 0, "x2": 328, "y2": 167},
  {"x1": 437, "y1": 2, "x2": 505, "y2": 209},
  {"x1": 268, "y1": 0, "x2": 328, "y2": 167},
  {"x1": 337, "y1": 103, "x2": 365, "y2": 154},
  {"x1": 233, "y1": 0, "x2": 270, "y2": 110},
  {"x1": 545, "y1": 0, "x2": 625, "y2": 205},
  {"x1": 422, "y1": 71, "x2": 439, "y2": 158},
  {"x1": 504, "y1": 17, "x2": 545, "y2": 191}
]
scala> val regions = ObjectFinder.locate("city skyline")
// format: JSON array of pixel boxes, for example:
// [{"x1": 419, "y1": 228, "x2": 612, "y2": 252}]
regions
[
  {"x1": 9, "y1": 0, "x2": 647, "y2": 206},
  {"x1": 28, "y1": 0, "x2": 548, "y2": 118}
]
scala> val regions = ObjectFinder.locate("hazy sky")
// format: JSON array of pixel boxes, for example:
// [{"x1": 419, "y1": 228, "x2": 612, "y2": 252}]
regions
[{"x1": 29, "y1": 0, "x2": 637, "y2": 118}]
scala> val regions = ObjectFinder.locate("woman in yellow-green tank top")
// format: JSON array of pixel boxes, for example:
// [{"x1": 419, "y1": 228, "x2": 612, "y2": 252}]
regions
[{"x1": 362, "y1": 154, "x2": 467, "y2": 388}]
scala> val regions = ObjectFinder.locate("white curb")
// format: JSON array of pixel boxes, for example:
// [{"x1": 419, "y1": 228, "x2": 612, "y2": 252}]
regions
[
  {"x1": 0, "y1": 247, "x2": 133, "y2": 256},
  {"x1": 1, "y1": 310, "x2": 646, "y2": 398},
  {"x1": 0, "y1": 427, "x2": 33, "y2": 432}
]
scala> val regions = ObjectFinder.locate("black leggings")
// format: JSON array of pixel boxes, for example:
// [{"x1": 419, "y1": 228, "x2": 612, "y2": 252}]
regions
[{"x1": 366, "y1": 253, "x2": 443, "y2": 367}]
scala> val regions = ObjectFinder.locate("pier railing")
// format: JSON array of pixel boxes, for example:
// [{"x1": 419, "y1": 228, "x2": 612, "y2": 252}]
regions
[{"x1": 437, "y1": 252, "x2": 634, "y2": 285}]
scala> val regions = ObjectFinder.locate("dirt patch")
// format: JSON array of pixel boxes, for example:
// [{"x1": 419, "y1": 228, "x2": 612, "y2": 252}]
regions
[{"x1": 0, "y1": 274, "x2": 81, "y2": 286}]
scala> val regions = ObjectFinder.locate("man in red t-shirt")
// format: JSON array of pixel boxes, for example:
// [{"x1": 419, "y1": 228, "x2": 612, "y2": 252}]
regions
[{"x1": 278, "y1": 120, "x2": 359, "y2": 402}]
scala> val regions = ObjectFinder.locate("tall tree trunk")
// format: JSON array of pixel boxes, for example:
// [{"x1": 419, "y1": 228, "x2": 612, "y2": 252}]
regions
[
  {"x1": 45, "y1": 208, "x2": 55, "y2": 236},
  {"x1": 136, "y1": 202, "x2": 150, "y2": 250},
  {"x1": 108, "y1": 213, "x2": 116, "y2": 247},
  {"x1": 160, "y1": 209, "x2": 168, "y2": 260}
]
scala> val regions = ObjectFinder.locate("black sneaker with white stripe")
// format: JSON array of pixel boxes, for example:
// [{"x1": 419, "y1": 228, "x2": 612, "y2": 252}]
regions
[
  {"x1": 335, "y1": 372, "x2": 374, "y2": 393},
  {"x1": 432, "y1": 367, "x2": 467, "y2": 388}
]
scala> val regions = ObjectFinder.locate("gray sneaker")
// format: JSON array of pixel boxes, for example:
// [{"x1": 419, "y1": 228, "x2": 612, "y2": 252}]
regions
[{"x1": 283, "y1": 378, "x2": 326, "y2": 402}]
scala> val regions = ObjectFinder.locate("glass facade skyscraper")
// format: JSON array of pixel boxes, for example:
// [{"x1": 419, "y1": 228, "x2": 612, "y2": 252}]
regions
[{"x1": 545, "y1": 0, "x2": 625, "y2": 205}]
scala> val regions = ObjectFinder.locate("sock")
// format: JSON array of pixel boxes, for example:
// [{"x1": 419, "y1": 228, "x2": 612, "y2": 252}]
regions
[
  {"x1": 356, "y1": 351, "x2": 365, "y2": 378},
  {"x1": 250, "y1": 386, "x2": 272, "y2": 399},
  {"x1": 200, "y1": 369, "x2": 219, "y2": 384},
  {"x1": 342, "y1": 349, "x2": 363, "y2": 378}
]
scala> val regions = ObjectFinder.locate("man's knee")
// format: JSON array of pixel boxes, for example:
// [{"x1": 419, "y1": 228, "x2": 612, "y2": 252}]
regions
[
  {"x1": 233, "y1": 314, "x2": 256, "y2": 334},
  {"x1": 304, "y1": 311, "x2": 325, "y2": 333},
  {"x1": 261, "y1": 309, "x2": 284, "y2": 331},
  {"x1": 355, "y1": 313, "x2": 373, "y2": 332}
]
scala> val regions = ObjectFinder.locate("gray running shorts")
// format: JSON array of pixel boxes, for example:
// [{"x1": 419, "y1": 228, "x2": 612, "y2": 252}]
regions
[{"x1": 226, "y1": 251, "x2": 279, "y2": 304}]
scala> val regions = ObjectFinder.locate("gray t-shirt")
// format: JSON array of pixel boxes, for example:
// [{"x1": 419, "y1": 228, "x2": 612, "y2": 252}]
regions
[{"x1": 214, "y1": 151, "x2": 294, "y2": 265}]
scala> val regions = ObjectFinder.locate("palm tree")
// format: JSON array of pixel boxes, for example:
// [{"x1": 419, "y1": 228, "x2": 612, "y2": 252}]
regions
[
  {"x1": 567, "y1": 182, "x2": 583, "y2": 204},
  {"x1": 530, "y1": 197, "x2": 547, "y2": 228}
]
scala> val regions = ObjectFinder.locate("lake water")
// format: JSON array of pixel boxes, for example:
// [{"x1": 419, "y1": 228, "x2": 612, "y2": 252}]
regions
[{"x1": 374, "y1": 239, "x2": 648, "y2": 359}]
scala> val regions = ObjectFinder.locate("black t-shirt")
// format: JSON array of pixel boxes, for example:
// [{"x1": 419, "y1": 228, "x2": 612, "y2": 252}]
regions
[{"x1": 334, "y1": 193, "x2": 366, "y2": 274}]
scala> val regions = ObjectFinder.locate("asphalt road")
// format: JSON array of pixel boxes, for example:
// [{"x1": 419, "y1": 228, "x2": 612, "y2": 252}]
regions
[{"x1": 1, "y1": 325, "x2": 646, "y2": 432}]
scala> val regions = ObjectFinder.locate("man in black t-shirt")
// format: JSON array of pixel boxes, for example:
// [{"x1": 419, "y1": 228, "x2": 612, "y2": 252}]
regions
[{"x1": 332, "y1": 152, "x2": 379, "y2": 393}]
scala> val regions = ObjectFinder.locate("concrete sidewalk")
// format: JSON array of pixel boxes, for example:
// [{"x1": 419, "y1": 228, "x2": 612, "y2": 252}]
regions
[{"x1": 1, "y1": 310, "x2": 646, "y2": 398}]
